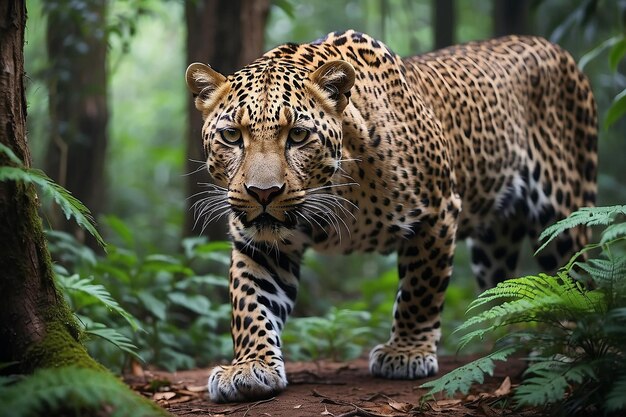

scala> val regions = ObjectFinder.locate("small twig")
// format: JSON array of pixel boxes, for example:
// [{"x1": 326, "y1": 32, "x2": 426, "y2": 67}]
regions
[
  {"x1": 334, "y1": 410, "x2": 359, "y2": 417},
  {"x1": 213, "y1": 396, "x2": 277, "y2": 416}
]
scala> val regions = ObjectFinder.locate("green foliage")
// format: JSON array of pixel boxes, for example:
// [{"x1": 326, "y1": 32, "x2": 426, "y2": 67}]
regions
[
  {"x1": 282, "y1": 308, "x2": 373, "y2": 361},
  {"x1": 420, "y1": 347, "x2": 517, "y2": 397},
  {"x1": 457, "y1": 273, "x2": 604, "y2": 351},
  {"x1": 55, "y1": 267, "x2": 143, "y2": 360},
  {"x1": 515, "y1": 361, "x2": 597, "y2": 408},
  {"x1": 422, "y1": 205, "x2": 626, "y2": 415},
  {"x1": 536, "y1": 205, "x2": 626, "y2": 253},
  {"x1": 0, "y1": 144, "x2": 104, "y2": 248},
  {"x1": 56, "y1": 270, "x2": 142, "y2": 331},
  {"x1": 0, "y1": 366, "x2": 169, "y2": 417},
  {"x1": 48, "y1": 223, "x2": 232, "y2": 372}
]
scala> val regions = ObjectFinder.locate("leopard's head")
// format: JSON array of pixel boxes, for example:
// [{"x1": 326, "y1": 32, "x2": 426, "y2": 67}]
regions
[{"x1": 186, "y1": 57, "x2": 355, "y2": 242}]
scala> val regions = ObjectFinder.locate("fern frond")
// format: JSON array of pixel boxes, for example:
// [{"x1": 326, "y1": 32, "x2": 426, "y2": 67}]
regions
[
  {"x1": 86, "y1": 323, "x2": 142, "y2": 360},
  {"x1": 0, "y1": 367, "x2": 169, "y2": 417},
  {"x1": 420, "y1": 347, "x2": 517, "y2": 397},
  {"x1": 456, "y1": 326, "x2": 497, "y2": 352},
  {"x1": 56, "y1": 274, "x2": 141, "y2": 331},
  {"x1": 600, "y1": 222, "x2": 626, "y2": 244},
  {"x1": 606, "y1": 373, "x2": 626, "y2": 411},
  {"x1": 457, "y1": 273, "x2": 604, "y2": 347},
  {"x1": 0, "y1": 143, "x2": 23, "y2": 165},
  {"x1": 576, "y1": 257, "x2": 626, "y2": 288},
  {"x1": 0, "y1": 166, "x2": 105, "y2": 248},
  {"x1": 537, "y1": 205, "x2": 626, "y2": 253},
  {"x1": 515, "y1": 361, "x2": 596, "y2": 407}
]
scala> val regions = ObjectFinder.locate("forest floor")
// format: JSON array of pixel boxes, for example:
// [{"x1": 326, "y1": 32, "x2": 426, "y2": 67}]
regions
[{"x1": 125, "y1": 356, "x2": 542, "y2": 417}]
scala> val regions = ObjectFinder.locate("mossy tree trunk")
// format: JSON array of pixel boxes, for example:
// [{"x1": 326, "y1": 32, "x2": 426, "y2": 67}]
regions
[
  {"x1": 0, "y1": 0, "x2": 66, "y2": 369},
  {"x1": 0, "y1": 2, "x2": 169, "y2": 415},
  {"x1": 183, "y1": 0, "x2": 270, "y2": 241}
]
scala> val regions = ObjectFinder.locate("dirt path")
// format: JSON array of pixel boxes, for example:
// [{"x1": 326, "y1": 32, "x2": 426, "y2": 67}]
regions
[{"x1": 126, "y1": 357, "x2": 538, "y2": 417}]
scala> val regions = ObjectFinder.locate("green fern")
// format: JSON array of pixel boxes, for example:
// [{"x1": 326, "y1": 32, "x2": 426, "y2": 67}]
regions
[
  {"x1": 0, "y1": 145, "x2": 105, "y2": 248},
  {"x1": 56, "y1": 273, "x2": 141, "y2": 331},
  {"x1": 0, "y1": 366, "x2": 169, "y2": 417},
  {"x1": 84, "y1": 323, "x2": 141, "y2": 360},
  {"x1": 576, "y1": 257, "x2": 626, "y2": 290},
  {"x1": 606, "y1": 374, "x2": 626, "y2": 412},
  {"x1": 424, "y1": 206, "x2": 626, "y2": 414},
  {"x1": 420, "y1": 347, "x2": 517, "y2": 397},
  {"x1": 600, "y1": 221, "x2": 626, "y2": 244},
  {"x1": 456, "y1": 273, "x2": 604, "y2": 350},
  {"x1": 536, "y1": 205, "x2": 626, "y2": 253},
  {"x1": 515, "y1": 361, "x2": 597, "y2": 407}
]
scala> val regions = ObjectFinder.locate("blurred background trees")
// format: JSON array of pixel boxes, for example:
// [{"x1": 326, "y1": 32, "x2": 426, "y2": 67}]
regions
[
  {"x1": 184, "y1": 0, "x2": 270, "y2": 241},
  {"x1": 20, "y1": 0, "x2": 626, "y2": 371},
  {"x1": 44, "y1": 0, "x2": 109, "y2": 247}
]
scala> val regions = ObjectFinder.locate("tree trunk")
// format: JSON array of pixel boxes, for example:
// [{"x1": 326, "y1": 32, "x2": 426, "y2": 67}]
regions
[
  {"x1": 44, "y1": 0, "x2": 109, "y2": 248},
  {"x1": 493, "y1": 0, "x2": 529, "y2": 37},
  {"x1": 433, "y1": 0, "x2": 455, "y2": 49},
  {"x1": 183, "y1": 0, "x2": 270, "y2": 240},
  {"x1": 0, "y1": 2, "x2": 169, "y2": 414},
  {"x1": 0, "y1": 0, "x2": 57, "y2": 367}
]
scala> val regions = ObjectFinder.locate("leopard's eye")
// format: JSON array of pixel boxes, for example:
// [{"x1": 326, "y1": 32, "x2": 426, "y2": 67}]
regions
[
  {"x1": 219, "y1": 128, "x2": 242, "y2": 145},
  {"x1": 288, "y1": 128, "x2": 310, "y2": 145}
]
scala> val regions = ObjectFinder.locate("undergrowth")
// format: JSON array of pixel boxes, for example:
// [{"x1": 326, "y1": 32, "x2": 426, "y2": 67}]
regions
[
  {"x1": 422, "y1": 205, "x2": 626, "y2": 416},
  {"x1": 0, "y1": 367, "x2": 168, "y2": 417},
  {"x1": 48, "y1": 225, "x2": 233, "y2": 372}
]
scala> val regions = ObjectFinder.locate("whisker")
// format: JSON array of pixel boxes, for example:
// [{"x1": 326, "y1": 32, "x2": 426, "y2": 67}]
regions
[
  {"x1": 184, "y1": 159, "x2": 209, "y2": 177},
  {"x1": 305, "y1": 182, "x2": 358, "y2": 193},
  {"x1": 306, "y1": 194, "x2": 358, "y2": 216}
]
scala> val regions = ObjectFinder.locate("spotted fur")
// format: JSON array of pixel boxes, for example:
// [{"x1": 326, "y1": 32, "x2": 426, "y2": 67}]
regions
[{"x1": 185, "y1": 31, "x2": 597, "y2": 402}]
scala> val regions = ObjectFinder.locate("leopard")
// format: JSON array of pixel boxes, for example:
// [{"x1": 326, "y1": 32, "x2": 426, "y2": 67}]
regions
[{"x1": 185, "y1": 30, "x2": 597, "y2": 403}]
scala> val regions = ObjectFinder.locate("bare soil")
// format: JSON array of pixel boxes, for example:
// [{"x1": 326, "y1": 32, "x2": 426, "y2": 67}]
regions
[{"x1": 126, "y1": 356, "x2": 541, "y2": 417}]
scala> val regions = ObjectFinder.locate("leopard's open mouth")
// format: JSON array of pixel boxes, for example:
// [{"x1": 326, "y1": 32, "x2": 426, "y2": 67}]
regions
[{"x1": 237, "y1": 211, "x2": 298, "y2": 238}]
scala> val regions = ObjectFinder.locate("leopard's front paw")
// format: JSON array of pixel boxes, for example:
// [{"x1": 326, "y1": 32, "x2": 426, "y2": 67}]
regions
[
  {"x1": 207, "y1": 360, "x2": 287, "y2": 403},
  {"x1": 369, "y1": 343, "x2": 439, "y2": 379}
]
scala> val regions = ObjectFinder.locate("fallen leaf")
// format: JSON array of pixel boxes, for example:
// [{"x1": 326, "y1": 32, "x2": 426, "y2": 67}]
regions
[
  {"x1": 294, "y1": 404, "x2": 302, "y2": 409},
  {"x1": 494, "y1": 376, "x2": 512, "y2": 397},
  {"x1": 175, "y1": 389, "x2": 205, "y2": 397},
  {"x1": 430, "y1": 398, "x2": 462, "y2": 411},
  {"x1": 185, "y1": 384, "x2": 208, "y2": 392},
  {"x1": 130, "y1": 359, "x2": 144, "y2": 377},
  {"x1": 387, "y1": 400, "x2": 414, "y2": 413},
  {"x1": 153, "y1": 392, "x2": 176, "y2": 401},
  {"x1": 167, "y1": 395, "x2": 192, "y2": 405}
]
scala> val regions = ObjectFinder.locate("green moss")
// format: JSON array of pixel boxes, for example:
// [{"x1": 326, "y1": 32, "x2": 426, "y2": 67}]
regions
[{"x1": 24, "y1": 320, "x2": 104, "y2": 372}]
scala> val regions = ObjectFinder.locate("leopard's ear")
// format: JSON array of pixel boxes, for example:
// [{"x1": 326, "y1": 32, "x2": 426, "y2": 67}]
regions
[
  {"x1": 310, "y1": 60, "x2": 355, "y2": 112},
  {"x1": 185, "y1": 63, "x2": 227, "y2": 110}
]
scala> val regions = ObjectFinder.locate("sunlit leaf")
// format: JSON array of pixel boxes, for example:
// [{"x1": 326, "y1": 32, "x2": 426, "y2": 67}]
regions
[
  {"x1": 605, "y1": 88, "x2": 626, "y2": 128},
  {"x1": 609, "y1": 37, "x2": 626, "y2": 71},
  {"x1": 136, "y1": 291, "x2": 166, "y2": 321},
  {"x1": 103, "y1": 215, "x2": 135, "y2": 248},
  {"x1": 578, "y1": 35, "x2": 620, "y2": 71}
]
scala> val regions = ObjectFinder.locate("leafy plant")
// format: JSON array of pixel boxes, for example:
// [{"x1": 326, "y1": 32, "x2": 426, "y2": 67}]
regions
[
  {"x1": 47, "y1": 223, "x2": 233, "y2": 372},
  {"x1": 0, "y1": 366, "x2": 169, "y2": 417},
  {"x1": 421, "y1": 205, "x2": 626, "y2": 415},
  {"x1": 282, "y1": 308, "x2": 373, "y2": 361},
  {"x1": 55, "y1": 268, "x2": 143, "y2": 361},
  {"x1": 0, "y1": 144, "x2": 104, "y2": 247}
]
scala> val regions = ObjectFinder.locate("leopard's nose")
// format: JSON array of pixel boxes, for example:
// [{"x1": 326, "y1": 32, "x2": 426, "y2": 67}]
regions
[{"x1": 245, "y1": 184, "x2": 285, "y2": 206}]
